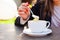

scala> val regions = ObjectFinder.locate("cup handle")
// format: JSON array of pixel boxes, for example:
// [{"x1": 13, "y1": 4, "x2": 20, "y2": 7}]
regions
[{"x1": 46, "y1": 21, "x2": 50, "y2": 28}]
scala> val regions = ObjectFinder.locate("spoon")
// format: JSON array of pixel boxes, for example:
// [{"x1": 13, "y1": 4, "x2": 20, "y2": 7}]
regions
[{"x1": 30, "y1": 10, "x2": 39, "y2": 20}]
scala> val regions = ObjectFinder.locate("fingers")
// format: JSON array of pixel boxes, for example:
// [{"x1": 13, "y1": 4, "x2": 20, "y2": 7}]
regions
[
  {"x1": 18, "y1": 2, "x2": 30, "y2": 15},
  {"x1": 19, "y1": 12, "x2": 28, "y2": 20},
  {"x1": 18, "y1": 6, "x2": 29, "y2": 13},
  {"x1": 18, "y1": 12, "x2": 25, "y2": 15},
  {"x1": 18, "y1": 2, "x2": 30, "y2": 20}
]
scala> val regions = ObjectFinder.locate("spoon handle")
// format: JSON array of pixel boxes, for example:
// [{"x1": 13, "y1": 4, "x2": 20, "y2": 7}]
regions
[{"x1": 30, "y1": 9, "x2": 39, "y2": 18}]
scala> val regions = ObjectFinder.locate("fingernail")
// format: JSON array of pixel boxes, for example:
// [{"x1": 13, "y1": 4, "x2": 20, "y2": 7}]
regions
[{"x1": 26, "y1": 2, "x2": 29, "y2": 6}]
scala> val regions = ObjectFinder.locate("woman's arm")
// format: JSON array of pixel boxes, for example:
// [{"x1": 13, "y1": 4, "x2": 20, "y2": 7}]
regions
[
  {"x1": 15, "y1": 3, "x2": 30, "y2": 26},
  {"x1": 15, "y1": 16, "x2": 28, "y2": 26},
  {"x1": 15, "y1": 2, "x2": 40, "y2": 26}
]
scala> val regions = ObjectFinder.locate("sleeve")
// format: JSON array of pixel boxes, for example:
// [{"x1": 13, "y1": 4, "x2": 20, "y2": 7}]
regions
[
  {"x1": 15, "y1": 13, "x2": 33, "y2": 27},
  {"x1": 15, "y1": 16, "x2": 28, "y2": 26},
  {"x1": 20, "y1": 16, "x2": 30, "y2": 25}
]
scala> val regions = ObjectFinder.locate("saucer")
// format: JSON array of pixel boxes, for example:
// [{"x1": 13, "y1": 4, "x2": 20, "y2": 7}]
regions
[{"x1": 23, "y1": 28, "x2": 52, "y2": 36}]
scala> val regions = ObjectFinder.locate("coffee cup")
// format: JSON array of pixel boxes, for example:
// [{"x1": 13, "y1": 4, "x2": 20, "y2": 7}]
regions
[{"x1": 28, "y1": 20, "x2": 50, "y2": 32}]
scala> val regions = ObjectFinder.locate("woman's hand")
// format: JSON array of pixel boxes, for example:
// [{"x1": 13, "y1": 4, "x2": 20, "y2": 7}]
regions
[{"x1": 18, "y1": 2, "x2": 30, "y2": 20}]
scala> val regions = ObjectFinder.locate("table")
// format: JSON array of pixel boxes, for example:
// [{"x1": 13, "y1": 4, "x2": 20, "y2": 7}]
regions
[
  {"x1": 0, "y1": 24, "x2": 60, "y2": 40},
  {"x1": 0, "y1": 24, "x2": 23, "y2": 40}
]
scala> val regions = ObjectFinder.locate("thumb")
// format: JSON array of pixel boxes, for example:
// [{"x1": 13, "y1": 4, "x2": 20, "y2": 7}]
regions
[{"x1": 25, "y1": 2, "x2": 29, "y2": 6}]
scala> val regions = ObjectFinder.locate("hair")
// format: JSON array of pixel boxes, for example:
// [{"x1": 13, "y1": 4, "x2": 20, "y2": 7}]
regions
[{"x1": 38, "y1": 0, "x2": 54, "y2": 19}]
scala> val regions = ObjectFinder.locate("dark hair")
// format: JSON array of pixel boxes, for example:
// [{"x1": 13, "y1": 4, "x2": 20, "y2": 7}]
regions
[{"x1": 38, "y1": 0, "x2": 54, "y2": 19}]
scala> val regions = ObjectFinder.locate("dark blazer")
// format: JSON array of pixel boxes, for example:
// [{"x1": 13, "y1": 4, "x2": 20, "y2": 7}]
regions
[{"x1": 15, "y1": 2, "x2": 51, "y2": 26}]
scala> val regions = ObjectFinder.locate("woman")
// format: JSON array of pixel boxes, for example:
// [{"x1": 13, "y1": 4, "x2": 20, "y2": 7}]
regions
[{"x1": 15, "y1": 0, "x2": 60, "y2": 27}]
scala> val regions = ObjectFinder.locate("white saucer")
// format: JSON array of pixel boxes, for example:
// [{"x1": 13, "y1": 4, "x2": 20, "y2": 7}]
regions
[{"x1": 23, "y1": 28, "x2": 52, "y2": 36}]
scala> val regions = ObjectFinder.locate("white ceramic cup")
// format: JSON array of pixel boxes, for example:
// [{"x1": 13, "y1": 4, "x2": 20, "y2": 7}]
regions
[{"x1": 28, "y1": 20, "x2": 50, "y2": 32}]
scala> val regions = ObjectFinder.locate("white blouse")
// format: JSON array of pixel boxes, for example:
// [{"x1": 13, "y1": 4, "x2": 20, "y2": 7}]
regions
[{"x1": 51, "y1": 6, "x2": 60, "y2": 27}]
